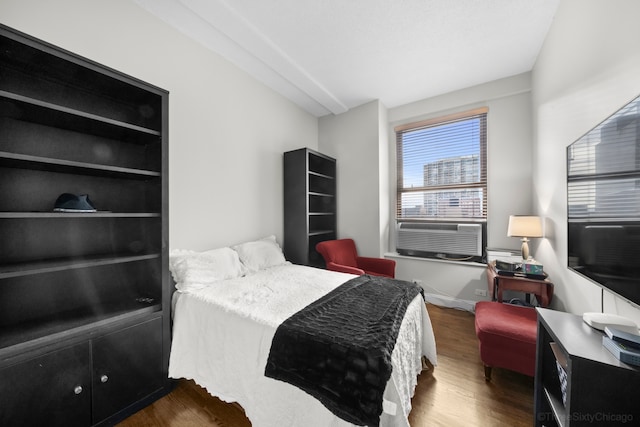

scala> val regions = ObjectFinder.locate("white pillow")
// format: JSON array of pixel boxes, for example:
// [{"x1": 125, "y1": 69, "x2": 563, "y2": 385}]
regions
[
  {"x1": 169, "y1": 247, "x2": 245, "y2": 292},
  {"x1": 232, "y1": 235, "x2": 287, "y2": 272}
]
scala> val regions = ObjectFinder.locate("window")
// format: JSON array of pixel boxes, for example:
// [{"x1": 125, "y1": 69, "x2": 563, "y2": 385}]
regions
[{"x1": 395, "y1": 107, "x2": 488, "y2": 222}]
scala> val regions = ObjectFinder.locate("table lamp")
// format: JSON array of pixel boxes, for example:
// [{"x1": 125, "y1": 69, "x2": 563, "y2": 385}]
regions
[{"x1": 507, "y1": 215, "x2": 543, "y2": 260}]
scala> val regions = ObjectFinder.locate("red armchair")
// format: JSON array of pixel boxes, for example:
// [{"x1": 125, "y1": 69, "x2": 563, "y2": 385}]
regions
[{"x1": 315, "y1": 239, "x2": 396, "y2": 278}]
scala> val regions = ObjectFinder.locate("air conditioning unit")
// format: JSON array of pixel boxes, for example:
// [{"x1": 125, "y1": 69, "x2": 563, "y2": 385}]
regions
[{"x1": 396, "y1": 222, "x2": 483, "y2": 258}]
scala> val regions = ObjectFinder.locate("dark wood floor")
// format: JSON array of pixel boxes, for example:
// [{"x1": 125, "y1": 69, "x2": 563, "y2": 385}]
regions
[{"x1": 118, "y1": 304, "x2": 533, "y2": 426}]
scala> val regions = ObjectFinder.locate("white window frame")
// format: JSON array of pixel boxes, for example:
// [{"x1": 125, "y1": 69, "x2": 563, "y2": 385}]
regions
[
  {"x1": 395, "y1": 107, "x2": 488, "y2": 223},
  {"x1": 394, "y1": 108, "x2": 488, "y2": 261}
]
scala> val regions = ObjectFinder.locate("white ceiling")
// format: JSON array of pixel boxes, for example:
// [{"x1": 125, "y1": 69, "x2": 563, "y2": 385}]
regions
[{"x1": 135, "y1": 0, "x2": 560, "y2": 117}]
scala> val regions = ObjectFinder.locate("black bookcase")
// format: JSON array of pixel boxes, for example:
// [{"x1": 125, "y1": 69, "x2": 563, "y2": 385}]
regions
[
  {"x1": 534, "y1": 308, "x2": 640, "y2": 426},
  {"x1": 284, "y1": 148, "x2": 336, "y2": 267},
  {"x1": 0, "y1": 24, "x2": 171, "y2": 425}
]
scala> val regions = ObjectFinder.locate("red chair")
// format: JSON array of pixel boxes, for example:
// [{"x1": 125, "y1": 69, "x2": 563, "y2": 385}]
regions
[{"x1": 315, "y1": 238, "x2": 396, "y2": 278}]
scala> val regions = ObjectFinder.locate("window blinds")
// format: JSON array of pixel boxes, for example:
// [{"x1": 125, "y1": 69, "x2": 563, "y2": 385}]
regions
[{"x1": 395, "y1": 107, "x2": 488, "y2": 221}]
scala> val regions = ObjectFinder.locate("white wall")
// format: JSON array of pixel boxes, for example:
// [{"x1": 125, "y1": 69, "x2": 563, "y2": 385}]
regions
[
  {"x1": 0, "y1": 0, "x2": 318, "y2": 251},
  {"x1": 387, "y1": 74, "x2": 534, "y2": 303},
  {"x1": 389, "y1": 73, "x2": 534, "y2": 250},
  {"x1": 318, "y1": 100, "x2": 387, "y2": 257},
  {"x1": 532, "y1": 0, "x2": 640, "y2": 322},
  {"x1": 317, "y1": 74, "x2": 533, "y2": 304},
  {"x1": 378, "y1": 102, "x2": 391, "y2": 255}
]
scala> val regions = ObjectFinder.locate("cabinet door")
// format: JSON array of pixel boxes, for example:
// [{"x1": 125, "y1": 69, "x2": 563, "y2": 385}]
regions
[
  {"x1": 0, "y1": 343, "x2": 91, "y2": 427},
  {"x1": 91, "y1": 317, "x2": 163, "y2": 423}
]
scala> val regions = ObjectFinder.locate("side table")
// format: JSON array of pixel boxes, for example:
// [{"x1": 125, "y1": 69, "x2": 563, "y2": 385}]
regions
[{"x1": 486, "y1": 262, "x2": 554, "y2": 308}]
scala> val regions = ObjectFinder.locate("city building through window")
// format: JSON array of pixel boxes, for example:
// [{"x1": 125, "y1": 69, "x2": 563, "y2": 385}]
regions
[{"x1": 395, "y1": 107, "x2": 488, "y2": 223}]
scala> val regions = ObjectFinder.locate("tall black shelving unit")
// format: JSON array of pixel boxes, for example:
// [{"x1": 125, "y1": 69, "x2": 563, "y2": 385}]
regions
[
  {"x1": 284, "y1": 148, "x2": 336, "y2": 267},
  {"x1": 0, "y1": 24, "x2": 171, "y2": 426}
]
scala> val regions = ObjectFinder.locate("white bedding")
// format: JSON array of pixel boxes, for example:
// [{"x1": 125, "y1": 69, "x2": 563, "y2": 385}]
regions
[{"x1": 168, "y1": 263, "x2": 437, "y2": 427}]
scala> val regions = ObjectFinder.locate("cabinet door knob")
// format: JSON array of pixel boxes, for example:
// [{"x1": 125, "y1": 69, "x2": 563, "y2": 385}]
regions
[
  {"x1": 100, "y1": 374, "x2": 109, "y2": 383},
  {"x1": 74, "y1": 385, "x2": 83, "y2": 395}
]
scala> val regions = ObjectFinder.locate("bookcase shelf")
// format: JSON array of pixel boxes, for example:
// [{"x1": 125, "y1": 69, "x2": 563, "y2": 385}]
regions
[
  {"x1": 0, "y1": 90, "x2": 161, "y2": 138},
  {"x1": 284, "y1": 148, "x2": 336, "y2": 268},
  {"x1": 0, "y1": 212, "x2": 161, "y2": 218},
  {"x1": 0, "y1": 24, "x2": 171, "y2": 426},
  {"x1": 0, "y1": 151, "x2": 161, "y2": 179},
  {"x1": 0, "y1": 300, "x2": 161, "y2": 357},
  {"x1": 0, "y1": 253, "x2": 160, "y2": 279}
]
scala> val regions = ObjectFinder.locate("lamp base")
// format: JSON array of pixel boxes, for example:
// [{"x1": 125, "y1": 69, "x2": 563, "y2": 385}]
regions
[{"x1": 520, "y1": 238, "x2": 530, "y2": 261}]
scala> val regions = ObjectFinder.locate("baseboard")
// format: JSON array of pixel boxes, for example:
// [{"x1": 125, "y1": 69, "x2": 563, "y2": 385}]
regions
[{"x1": 424, "y1": 293, "x2": 476, "y2": 313}]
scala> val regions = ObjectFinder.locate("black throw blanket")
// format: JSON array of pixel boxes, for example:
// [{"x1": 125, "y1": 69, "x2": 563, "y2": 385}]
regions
[{"x1": 264, "y1": 275, "x2": 423, "y2": 426}]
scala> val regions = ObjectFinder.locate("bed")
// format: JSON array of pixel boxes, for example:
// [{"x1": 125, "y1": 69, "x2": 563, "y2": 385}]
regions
[{"x1": 168, "y1": 236, "x2": 437, "y2": 427}]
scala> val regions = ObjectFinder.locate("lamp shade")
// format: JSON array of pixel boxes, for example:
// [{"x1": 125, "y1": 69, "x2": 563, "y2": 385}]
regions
[{"x1": 507, "y1": 215, "x2": 543, "y2": 238}]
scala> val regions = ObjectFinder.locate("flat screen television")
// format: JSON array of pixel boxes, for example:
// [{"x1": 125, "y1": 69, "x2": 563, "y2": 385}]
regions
[{"x1": 567, "y1": 94, "x2": 640, "y2": 307}]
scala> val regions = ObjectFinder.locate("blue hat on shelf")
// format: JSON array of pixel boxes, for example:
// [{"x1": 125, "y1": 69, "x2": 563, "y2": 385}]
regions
[{"x1": 53, "y1": 193, "x2": 97, "y2": 212}]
